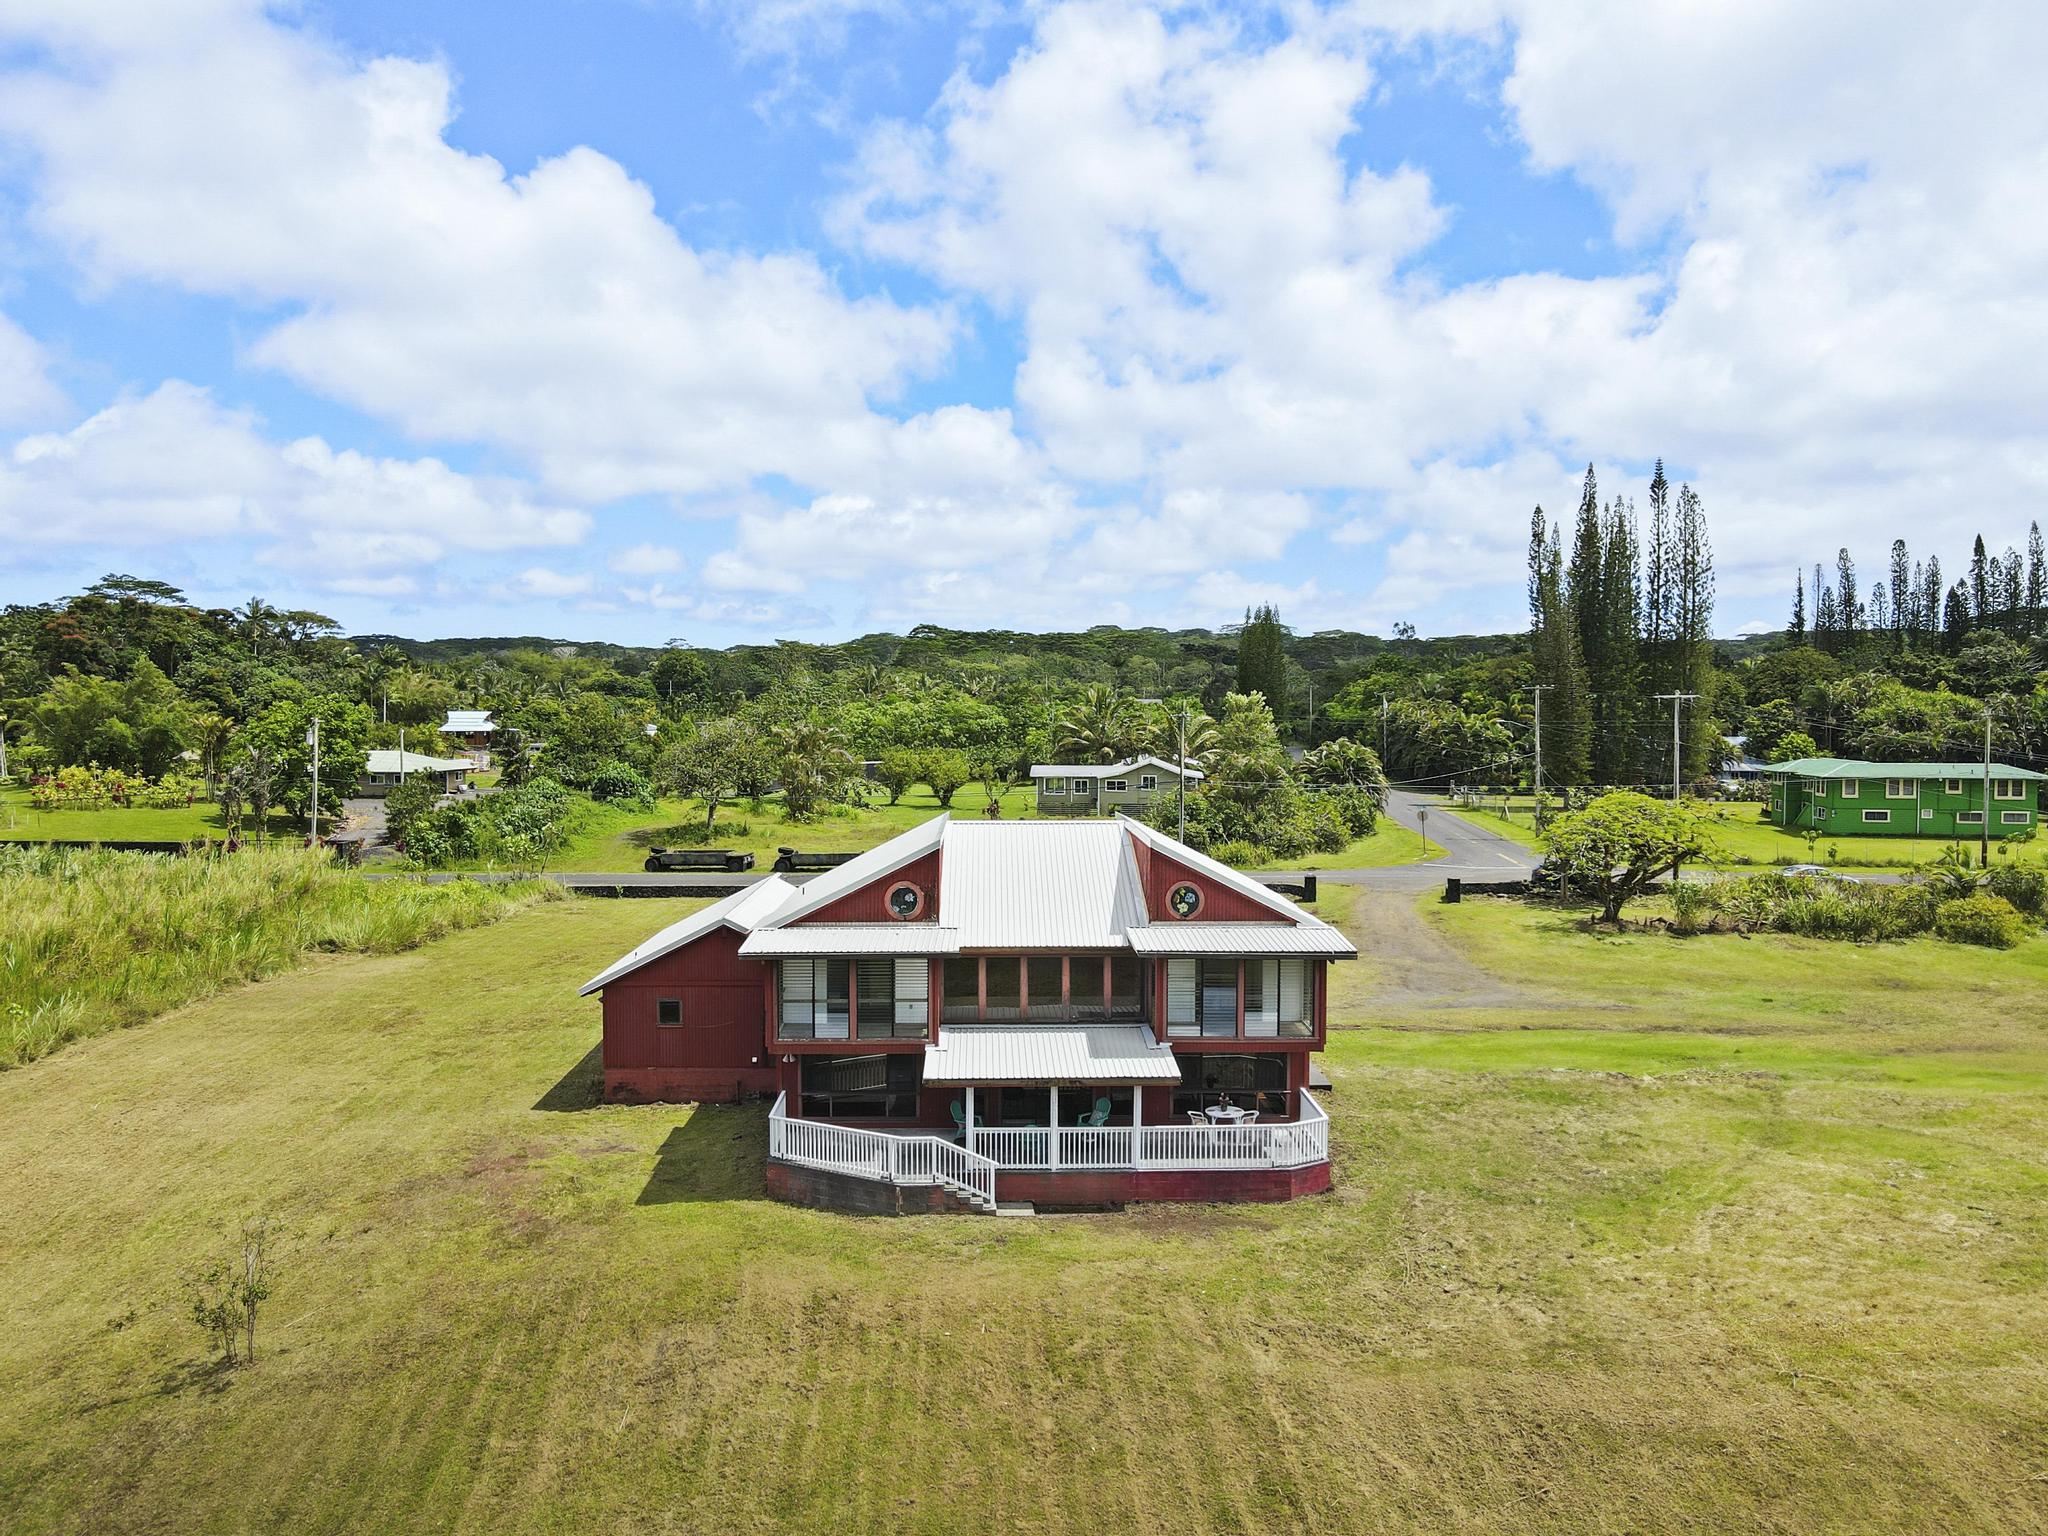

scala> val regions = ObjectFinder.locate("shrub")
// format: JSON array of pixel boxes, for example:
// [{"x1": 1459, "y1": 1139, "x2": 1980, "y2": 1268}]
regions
[
  {"x1": 1323, "y1": 785, "x2": 1380, "y2": 838},
  {"x1": 874, "y1": 750, "x2": 920, "y2": 805},
  {"x1": 1667, "y1": 881, "x2": 1715, "y2": 935},
  {"x1": 1984, "y1": 863, "x2": 2048, "y2": 919},
  {"x1": 1208, "y1": 839, "x2": 1268, "y2": 869},
  {"x1": 587, "y1": 759, "x2": 655, "y2": 807},
  {"x1": 1933, "y1": 893, "x2": 2030, "y2": 949}
]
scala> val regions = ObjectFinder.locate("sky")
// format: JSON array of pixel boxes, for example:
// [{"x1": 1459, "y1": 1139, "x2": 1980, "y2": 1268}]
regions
[{"x1": 0, "y1": 0, "x2": 2043, "y2": 645}]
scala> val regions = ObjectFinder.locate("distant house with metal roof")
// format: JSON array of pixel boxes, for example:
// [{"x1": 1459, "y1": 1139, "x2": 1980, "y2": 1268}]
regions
[
  {"x1": 579, "y1": 812, "x2": 1347, "y2": 1212},
  {"x1": 357, "y1": 750, "x2": 473, "y2": 797},
  {"x1": 1028, "y1": 755, "x2": 1204, "y2": 817},
  {"x1": 440, "y1": 709, "x2": 496, "y2": 764},
  {"x1": 1763, "y1": 758, "x2": 2044, "y2": 838}
]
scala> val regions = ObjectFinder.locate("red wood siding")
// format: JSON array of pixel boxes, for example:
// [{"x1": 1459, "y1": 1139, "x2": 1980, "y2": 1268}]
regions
[
  {"x1": 600, "y1": 925, "x2": 775, "y2": 1102},
  {"x1": 793, "y1": 848, "x2": 943, "y2": 924},
  {"x1": 1142, "y1": 848, "x2": 1294, "y2": 923}
]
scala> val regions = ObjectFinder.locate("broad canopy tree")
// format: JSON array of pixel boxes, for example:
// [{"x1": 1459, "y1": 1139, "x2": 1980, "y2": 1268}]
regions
[{"x1": 1539, "y1": 791, "x2": 1717, "y2": 923}]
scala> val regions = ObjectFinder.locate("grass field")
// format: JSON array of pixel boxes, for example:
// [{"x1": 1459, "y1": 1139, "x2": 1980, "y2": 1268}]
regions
[
  {"x1": 1442, "y1": 793, "x2": 2045, "y2": 871},
  {"x1": 2, "y1": 887, "x2": 2042, "y2": 1532},
  {"x1": 0, "y1": 781, "x2": 300, "y2": 843},
  {"x1": 445, "y1": 783, "x2": 1434, "y2": 873}
]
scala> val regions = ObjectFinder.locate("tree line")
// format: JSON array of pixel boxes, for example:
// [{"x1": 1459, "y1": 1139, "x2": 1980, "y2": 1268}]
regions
[
  {"x1": 1527, "y1": 461, "x2": 1717, "y2": 790},
  {"x1": 1790, "y1": 524, "x2": 2048, "y2": 651}
]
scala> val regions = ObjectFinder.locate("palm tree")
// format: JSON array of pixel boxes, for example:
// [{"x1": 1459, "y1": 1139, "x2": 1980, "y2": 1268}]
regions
[
  {"x1": 1053, "y1": 685, "x2": 1146, "y2": 763},
  {"x1": 192, "y1": 712, "x2": 236, "y2": 795}
]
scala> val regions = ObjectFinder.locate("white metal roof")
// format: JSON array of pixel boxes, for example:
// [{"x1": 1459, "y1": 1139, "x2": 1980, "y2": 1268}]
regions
[
  {"x1": 740, "y1": 925, "x2": 962, "y2": 957},
  {"x1": 936, "y1": 820, "x2": 1149, "y2": 949},
  {"x1": 577, "y1": 876, "x2": 796, "y2": 994},
  {"x1": 1029, "y1": 755, "x2": 1204, "y2": 781},
  {"x1": 1127, "y1": 923, "x2": 1356, "y2": 957},
  {"x1": 922, "y1": 1025, "x2": 1183, "y2": 1085},
  {"x1": 442, "y1": 709, "x2": 495, "y2": 732},
  {"x1": 364, "y1": 750, "x2": 474, "y2": 775}
]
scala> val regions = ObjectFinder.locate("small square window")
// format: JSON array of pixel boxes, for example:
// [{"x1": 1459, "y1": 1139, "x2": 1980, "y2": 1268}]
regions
[
  {"x1": 1945, "y1": 779, "x2": 1964, "y2": 794},
  {"x1": 1139, "y1": 774, "x2": 1158, "y2": 790},
  {"x1": 1043, "y1": 777, "x2": 1066, "y2": 795},
  {"x1": 1106, "y1": 779, "x2": 1128, "y2": 792},
  {"x1": 657, "y1": 998, "x2": 683, "y2": 1026},
  {"x1": 1072, "y1": 778, "x2": 1093, "y2": 793}
]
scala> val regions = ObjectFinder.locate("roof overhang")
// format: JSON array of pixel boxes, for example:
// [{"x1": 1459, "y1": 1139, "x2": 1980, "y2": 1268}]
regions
[
  {"x1": 1126, "y1": 923, "x2": 1356, "y2": 957},
  {"x1": 922, "y1": 1025, "x2": 1183, "y2": 1086},
  {"x1": 739, "y1": 925, "x2": 963, "y2": 957}
]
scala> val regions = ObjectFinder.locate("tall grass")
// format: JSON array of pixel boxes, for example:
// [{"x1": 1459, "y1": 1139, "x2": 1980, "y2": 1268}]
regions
[{"x1": 0, "y1": 845, "x2": 563, "y2": 1067}]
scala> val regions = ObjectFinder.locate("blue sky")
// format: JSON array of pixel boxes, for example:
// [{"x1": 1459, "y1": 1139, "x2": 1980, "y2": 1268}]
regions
[{"x1": 0, "y1": 1, "x2": 2042, "y2": 645}]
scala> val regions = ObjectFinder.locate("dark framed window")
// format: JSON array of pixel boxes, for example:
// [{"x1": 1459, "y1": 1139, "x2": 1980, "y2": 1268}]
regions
[
  {"x1": 799, "y1": 1054, "x2": 920, "y2": 1119},
  {"x1": 1108, "y1": 956, "x2": 1143, "y2": 1019},
  {"x1": 656, "y1": 998, "x2": 683, "y2": 1026},
  {"x1": 997, "y1": 1087, "x2": 1050, "y2": 1125},
  {"x1": 1027, "y1": 956, "x2": 1064, "y2": 1019},
  {"x1": 984, "y1": 957, "x2": 1022, "y2": 1019},
  {"x1": 1069, "y1": 956, "x2": 1105, "y2": 1014},
  {"x1": 942, "y1": 957, "x2": 980, "y2": 1022},
  {"x1": 1173, "y1": 1054, "x2": 1288, "y2": 1117}
]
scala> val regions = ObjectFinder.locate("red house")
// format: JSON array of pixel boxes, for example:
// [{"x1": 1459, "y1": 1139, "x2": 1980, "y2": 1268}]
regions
[{"x1": 580, "y1": 813, "x2": 1352, "y2": 1212}]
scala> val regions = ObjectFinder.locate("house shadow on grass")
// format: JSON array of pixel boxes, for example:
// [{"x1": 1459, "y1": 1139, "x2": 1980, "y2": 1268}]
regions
[
  {"x1": 636, "y1": 1103, "x2": 770, "y2": 1205},
  {"x1": 533, "y1": 1043, "x2": 603, "y2": 1112}
]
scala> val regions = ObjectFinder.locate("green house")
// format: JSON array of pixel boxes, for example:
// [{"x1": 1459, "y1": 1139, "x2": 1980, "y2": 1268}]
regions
[{"x1": 1764, "y1": 759, "x2": 2045, "y2": 838}]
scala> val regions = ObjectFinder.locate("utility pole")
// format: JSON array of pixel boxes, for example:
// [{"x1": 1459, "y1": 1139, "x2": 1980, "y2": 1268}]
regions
[
  {"x1": 1528, "y1": 684, "x2": 1552, "y2": 827},
  {"x1": 308, "y1": 715, "x2": 322, "y2": 843},
  {"x1": 1654, "y1": 692, "x2": 1700, "y2": 803},
  {"x1": 1176, "y1": 706, "x2": 1190, "y2": 844},
  {"x1": 399, "y1": 725, "x2": 407, "y2": 784},
  {"x1": 0, "y1": 713, "x2": 9, "y2": 782},
  {"x1": 1981, "y1": 705, "x2": 1993, "y2": 869},
  {"x1": 1379, "y1": 693, "x2": 1391, "y2": 766}
]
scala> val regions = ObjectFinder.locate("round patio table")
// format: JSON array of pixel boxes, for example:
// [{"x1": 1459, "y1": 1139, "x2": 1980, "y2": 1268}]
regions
[{"x1": 1204, "y1": 1105, "x2": 1249, "y2": 1124}]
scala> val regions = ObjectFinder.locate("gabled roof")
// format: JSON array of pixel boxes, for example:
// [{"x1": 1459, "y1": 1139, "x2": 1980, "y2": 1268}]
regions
[
  {"x1": 1029, "y1": 755, "x2": 1205, "y2": 781},
  {"x1": 577, "y1": 876, "x2": 795, "y2": 994},
  {"x1": 589, "y1": 812, "x2": 1352, "y2": 986},
  {"x1": 364, "y1": 750, "x2": 473, "y2": 775},
  {"x1": 1765, "y1": 758, "x2": 2046, "y2": 780},
  {"x1": 937, "y1": 820, "x2": 1149, "y2": 948},
  {"x1": 442, "y1": 709, "x2": 495, "y2": 732}
]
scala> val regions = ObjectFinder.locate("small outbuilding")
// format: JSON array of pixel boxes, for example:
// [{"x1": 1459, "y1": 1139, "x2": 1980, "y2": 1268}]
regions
[{"x1": 441, "y1": 709, "x2": 496, "y2": 764}]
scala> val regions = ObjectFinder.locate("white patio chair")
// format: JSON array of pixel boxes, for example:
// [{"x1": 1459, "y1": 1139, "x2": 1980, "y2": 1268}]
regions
[
  {"x1": 1239, "y1": 1110, "x2": 1260, "y2": 1124},
  {"x1": 1185, "y1": 1110, "x2": 1207, "y2": 1125}
]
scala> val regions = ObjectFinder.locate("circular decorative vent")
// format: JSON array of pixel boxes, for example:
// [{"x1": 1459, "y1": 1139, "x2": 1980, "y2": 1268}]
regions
[
  {"x1": 885, "y1": 881, "x2": 926, "y2": 921},
  {"x1": 1166, "y1": 881, "x2": 1203, "y2": 919}
]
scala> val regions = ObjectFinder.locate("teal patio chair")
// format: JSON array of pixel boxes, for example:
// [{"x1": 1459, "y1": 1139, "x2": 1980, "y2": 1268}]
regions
[{"x1": 1079, "y1": 1097, "x2": 1112, "y2": 1128}]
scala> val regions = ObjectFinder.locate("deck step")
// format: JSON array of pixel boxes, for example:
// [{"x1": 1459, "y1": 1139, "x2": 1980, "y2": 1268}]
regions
[{"x1": 993, "y1": 1201, "x2": 1037, "y2": 1218}]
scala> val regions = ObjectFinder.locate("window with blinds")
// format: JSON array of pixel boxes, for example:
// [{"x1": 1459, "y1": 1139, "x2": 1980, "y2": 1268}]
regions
[
  {"x1": 854, "y1": 958, "x2": 929, "y2": 1039},
  {"x1": 1245, "y1": 959, "x2": 1311, "y2": 1038},
  {"x1": 779, "y1": 958, "x2": 850, "y2": 1040},
  {"x1": 1166, "y1": 958, "x2": 1239, "y2": 1037},
  {"x1": 1168, "y1": 958, "x2": 1310, "y2": 1038}
]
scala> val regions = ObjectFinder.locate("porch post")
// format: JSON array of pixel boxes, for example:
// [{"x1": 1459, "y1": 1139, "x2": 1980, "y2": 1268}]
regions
[
  {"x1": 965, "y1": 1084, "x2": 976, "y2": 1156},
  {"x1": 1130, "y1": 1081, "x2": 1143, "y2": 1169},
  {"x1": 1049, "y1": 1085, "x2": 1060, "y2": 1171}
]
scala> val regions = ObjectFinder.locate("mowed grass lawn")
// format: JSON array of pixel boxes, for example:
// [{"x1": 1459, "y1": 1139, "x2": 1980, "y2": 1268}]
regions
[
  {"x1": 1441, "y1": 793, "x2": 2046, "y2": 871},
  {"x1": 3, "y1": 896, "x2": 2045, "y2": 1532},
  {"x1": 0, "y1": 782, "x2": 300, "y2": 843}
]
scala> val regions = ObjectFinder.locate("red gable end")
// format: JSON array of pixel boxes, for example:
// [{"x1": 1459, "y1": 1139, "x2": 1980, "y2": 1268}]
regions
[
  {"x1": 1142, "y1": 847, "x2": 1293, "y2": 924},
  {"x1": 792, "y1": 848, "x2": 943, "y2": 924}
]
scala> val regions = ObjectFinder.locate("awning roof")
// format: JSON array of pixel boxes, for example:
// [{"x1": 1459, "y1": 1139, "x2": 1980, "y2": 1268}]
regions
[
  {"x1": 922, "y1": 1025, "x2": 1183, "y2": 1085},
  {"x1": 740, "y1": 925, "x2": 962, "y2": 956},
  {"x1": 1126, "y1": 923, "x2": 1356, "y2": 956}
]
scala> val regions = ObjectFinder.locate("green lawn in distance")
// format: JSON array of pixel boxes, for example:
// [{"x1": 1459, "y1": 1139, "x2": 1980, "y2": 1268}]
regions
[{"x1": 0, "y1": 781, "x2": 302, "y2": 844}]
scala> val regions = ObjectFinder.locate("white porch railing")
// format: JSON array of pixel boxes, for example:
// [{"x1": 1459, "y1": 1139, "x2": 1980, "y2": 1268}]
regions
[
  {"x1": 944, "y1": 1090, "x2": 1330, "y2": 1173},
  {"x1": 767, "y1": 1092, "x2": 998, "y2": 1209}
]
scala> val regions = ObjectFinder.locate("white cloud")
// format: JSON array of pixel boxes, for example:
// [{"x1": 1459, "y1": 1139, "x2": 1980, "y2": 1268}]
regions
[
  {"x1": 499, "y1": 566, "x2": 595, "y2": 600},
  {"x1": 0, "y1": 0, "x2": 953, "y2": 504},
  {"x1": 0, "y1": 382, "x2": 589, "y2": 582},
  {"x1": 0, "y1": 312, "x2": 64, "y2": 426},
  {"x1": 610, "y1": 543, "x2": 686, "y2": 576}
]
